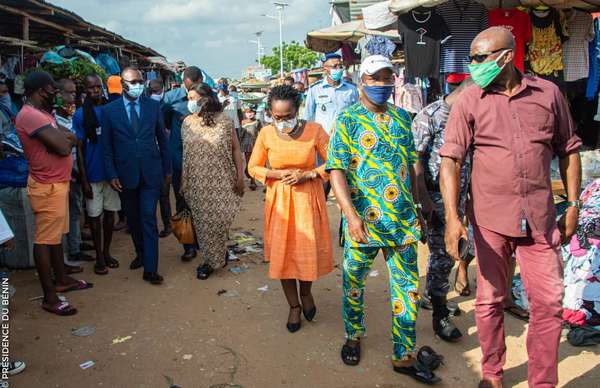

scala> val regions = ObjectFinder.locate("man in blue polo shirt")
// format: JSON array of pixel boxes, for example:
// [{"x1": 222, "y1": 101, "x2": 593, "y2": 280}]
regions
[
  {"x1": 304, "y1": 53, "x2": 358, "y2": 197},
  {"x1": 162, "y1": 66, "x2": 203, "y2": 261}
]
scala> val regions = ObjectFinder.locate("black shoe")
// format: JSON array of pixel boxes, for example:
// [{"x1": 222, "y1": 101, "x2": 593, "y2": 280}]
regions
[
  {"x1": 303, "y1": 306, "x2": 317, "y2": 322},
  {"x1": 420, "y1": 294, "x2": 433, "y2": 310},
  {"x1": 181, "y1": 249, "x2": 197, "y2": 262},
  {"x1": 286, "y1": 305, "x2": 302, "y2": 333},
  {"x1": 393, "y1": 363, "x2": 441, "y2": 385},
  {"x1": 80, "y1": 243, "x2": 94, "y2": 252},
  {"x1": 129, "y1": 257, "x2": 143, "y2": 270},
  {"x1": 433, "y1": 316, "x2": 463, "y2": 342},
  {"x1": 143, "y1": 272, "x2": 163, "y2": 285},
  {"x1": 196, "y1": 263, "x2": 213, "y2": 280},
  {"x1": 159, "y1": 226, "x2": 172, "y2": 238}
]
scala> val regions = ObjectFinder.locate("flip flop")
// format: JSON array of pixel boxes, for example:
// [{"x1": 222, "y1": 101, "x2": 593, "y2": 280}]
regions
[
  {"x1": 341, "y1": 341, "x2": 361, "y2": 366},
  {"x1": 42, "y1": 301, "x2": 78, "y2": 316},
  {"x1": 94, "y1": 264, "x2": 109, "y2": 275},
  {"x1": 56, "y1": 280, "x2": 94, "y2": 293},
  {"x1": 504, "y1": 305, "x2": 529, "y2": 322},
  {"x1": 105, "y1": 256, "x2": 120, "y2": 269}
]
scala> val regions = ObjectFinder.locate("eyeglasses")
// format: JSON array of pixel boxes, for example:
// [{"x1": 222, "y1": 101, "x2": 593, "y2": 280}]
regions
[
  {"x1": 467, "y1": 48, "x2": 510, "y2": 63},
  {"x1": 123, "y1": 79, "x2": 144, "y2": 85}
]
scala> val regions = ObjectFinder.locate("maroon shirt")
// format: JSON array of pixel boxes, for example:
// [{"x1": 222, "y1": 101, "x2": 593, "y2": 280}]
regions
[{"x1": 440, "y1": 75, "x2": 581, "y2": 237}]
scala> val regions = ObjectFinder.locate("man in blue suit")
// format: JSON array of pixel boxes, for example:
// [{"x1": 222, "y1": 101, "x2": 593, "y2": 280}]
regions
[
  {"x1": 102, "y1": 67, "x2": 171, "y2": 285},
  {"x1": 162, "y1": 66, "x2": 203, "y2": 261}
]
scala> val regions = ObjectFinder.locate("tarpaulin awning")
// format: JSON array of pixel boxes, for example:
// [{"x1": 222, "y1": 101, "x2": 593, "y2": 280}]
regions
[{"x1": 306, "y1": 20, "x2": 400, "y2": 53}]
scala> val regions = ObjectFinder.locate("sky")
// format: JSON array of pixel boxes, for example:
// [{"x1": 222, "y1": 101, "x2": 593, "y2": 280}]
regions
[{"x1": 52, "y1": 0, "x2": 332, "y2": 79}]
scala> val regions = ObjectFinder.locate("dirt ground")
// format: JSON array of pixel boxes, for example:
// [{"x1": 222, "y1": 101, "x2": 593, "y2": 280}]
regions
[{"x1": 7, "y1": 189, "x2": 600, "y2": 388}]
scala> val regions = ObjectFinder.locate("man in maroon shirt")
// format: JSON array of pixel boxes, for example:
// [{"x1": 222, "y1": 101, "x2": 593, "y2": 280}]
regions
[{"x1": 440, "y1": 27, "x2": 582, "y2": 388}]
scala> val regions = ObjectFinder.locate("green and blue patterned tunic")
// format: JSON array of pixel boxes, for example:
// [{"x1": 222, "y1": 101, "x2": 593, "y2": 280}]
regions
[{"x1": 326, "y1": 103, "x2": 421, "y2": 247}]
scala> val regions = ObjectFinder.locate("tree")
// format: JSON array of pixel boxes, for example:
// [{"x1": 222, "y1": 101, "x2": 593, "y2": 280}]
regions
[{"x1": 260, "y1": 41, "x2": 319, "y2": 75}]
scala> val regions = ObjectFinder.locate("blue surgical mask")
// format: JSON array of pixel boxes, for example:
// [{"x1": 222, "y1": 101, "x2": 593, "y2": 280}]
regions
[
  {"x1": 125, "y1": 82, "x2": 144, "y2": 99},
  {"x1": 329, "y1": 69, "x2": 344, "y2": 82},
  {"x1": 362, "y1": 85, "x2": 394, "y2": 106},
  {"x1": 150, "y1": 93, "x2": 163, "y2": 102},
  {"x1": 187, "y1": 99, "x2": 200, "y2": 114}
]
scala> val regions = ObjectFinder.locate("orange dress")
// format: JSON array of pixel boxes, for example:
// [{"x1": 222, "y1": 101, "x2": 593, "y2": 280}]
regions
[{"x1": 248, "y1": 122, "x2": 333, "y2": 281}]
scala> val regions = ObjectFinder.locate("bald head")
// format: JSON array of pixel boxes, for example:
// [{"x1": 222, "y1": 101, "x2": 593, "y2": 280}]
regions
[{"x1": 471, "y1": 27, "x2": 515, "y2": 55}]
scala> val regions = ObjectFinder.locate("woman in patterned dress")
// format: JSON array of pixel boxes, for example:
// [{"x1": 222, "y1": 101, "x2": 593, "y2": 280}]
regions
[
  {"x1": 248, "y1": 85, "x2": 333, "y2": 333},
  {"x1": 181, "y1": 83, "x2": 245, "y2": 280}
]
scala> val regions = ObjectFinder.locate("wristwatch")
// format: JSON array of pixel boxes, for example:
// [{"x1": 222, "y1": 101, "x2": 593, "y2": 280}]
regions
[{"x1": 566, "y1": 200, "x2": 582, "y2": 210}]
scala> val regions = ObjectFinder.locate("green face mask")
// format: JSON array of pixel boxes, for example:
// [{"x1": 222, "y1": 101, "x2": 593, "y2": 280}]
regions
[{"x1": 468, "y1": 51, "x2": 508, "y2": 89}]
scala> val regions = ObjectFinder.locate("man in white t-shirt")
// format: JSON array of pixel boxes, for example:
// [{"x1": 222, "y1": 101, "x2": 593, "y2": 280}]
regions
[{"x1": 218, "y1": 81, "x2": 242, "y2": 136}]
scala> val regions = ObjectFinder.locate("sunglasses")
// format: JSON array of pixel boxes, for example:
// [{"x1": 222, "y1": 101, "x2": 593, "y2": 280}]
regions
[{"x1": 467, "y1": 48, "x2": 510, "y2": 63}]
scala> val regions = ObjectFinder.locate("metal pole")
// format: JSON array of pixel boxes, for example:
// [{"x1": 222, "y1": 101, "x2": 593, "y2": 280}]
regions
[{"x1": 278, "y1": 7, "x2": 283, "y2": 77}]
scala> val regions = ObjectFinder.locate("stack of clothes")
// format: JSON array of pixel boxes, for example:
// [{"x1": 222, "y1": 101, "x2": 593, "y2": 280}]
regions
[{"x1": 562, "y1": 179, "x2": 600, "y2": 346}]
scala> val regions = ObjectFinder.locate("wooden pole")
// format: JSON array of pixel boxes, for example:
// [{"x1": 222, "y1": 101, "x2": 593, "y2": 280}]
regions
[{"x1": 22, "y1": 16, "x2": 29, "y2": 41}]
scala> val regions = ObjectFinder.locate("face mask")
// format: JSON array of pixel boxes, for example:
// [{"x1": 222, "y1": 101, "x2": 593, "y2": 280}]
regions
[
  {"x1": 329, "y1": 68, "x2": 344, "y2": 82},
  {"x1": 150, "y1": 93, "x2": 163, "y2": 101},
  {"x1": 275, "y1": 117, "x2": 298, "y2": 132},
  {"x1": 244, "y1": 112, "x2": 256, "y2": 120},
  {"x1": 362, "y1": 85, "x2": 394, "y2": 106},
  {"x1": 125, "y1": 82, "x2": 144, "y2": 98},
  {"x1": 187, "y1": 99, "x2": 200, "y2": 114},
  {"x1": 468, "y1": 50, "x2": 509, "y2": 89}
]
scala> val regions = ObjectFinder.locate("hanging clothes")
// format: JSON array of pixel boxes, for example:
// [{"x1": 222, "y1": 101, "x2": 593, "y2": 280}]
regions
[
  {"x1": 488, "y1": 8, "x2": 533, "y2": 72},
  {"x1": 528, "y1": 8, "x2": 567, "y2": 78},
  {"x1": 398, "y1": 8, "x2": 451, "y2": 79},
  {"x1": 563, "y1": 10, "x2": 595, "y2": 82},
  {"x1": 95, "y1": 53, "x2": 121, "y2": 75},
  {"x1": 436, "y1": 0, "x2": 488, "y2": 74},
  {"x1": 585, "y1": 17, "x2": 600, "y2": 100},
  {"x1": 364, "y1": 35, "x2": 397, "y2": 58}
]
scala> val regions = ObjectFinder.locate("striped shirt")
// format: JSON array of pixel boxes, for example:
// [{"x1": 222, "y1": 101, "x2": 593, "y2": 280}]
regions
[{"x1": 436, "y1": 0, "x2": 488, "y2": 74}]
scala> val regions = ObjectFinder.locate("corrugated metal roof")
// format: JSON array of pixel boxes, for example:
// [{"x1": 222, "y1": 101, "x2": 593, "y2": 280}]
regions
[{"x1": 349, "y1": 0, "x2": 387, "y2": 20}]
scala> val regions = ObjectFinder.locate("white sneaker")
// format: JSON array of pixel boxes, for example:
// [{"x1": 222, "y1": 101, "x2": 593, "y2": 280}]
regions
[{"x1": 8, "y1": 360, "x2": 25, "y2": 376}]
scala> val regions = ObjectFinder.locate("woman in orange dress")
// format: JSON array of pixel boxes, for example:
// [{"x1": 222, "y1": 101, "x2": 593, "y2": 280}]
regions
[{"x1": 248, "y1": 85, "x2": 333, "y2": 333}]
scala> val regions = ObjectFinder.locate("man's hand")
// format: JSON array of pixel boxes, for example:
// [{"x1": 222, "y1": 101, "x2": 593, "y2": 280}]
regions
[
  {"x1": 421, "y1": 194, "x2": 435, "y2": 225},
  {"x1": 1, "y1": 238, "x2": 15, "y2": 251},
  {"x1": 417, "y1": 209, "x2": 428, "y2": 244},
  {"x1": 444, "y1": 215, "x2": 469, "y2": 261},
  {"x1": 164, "y1": 174, "x2": 172, "y2": 187},
  {"x1": 347, "y1": 212, "x2": 370, "y2": 244},
  {"x1": 110, "y1": 178, "x2": 123, "y2": 192},
  {"x1": 82, "y1": 182, "x2": 94, "y2": 199},
  {"x1": 65, "y1": 131, "x2": 77, "y2": 146},
  {"x1": 558, "y1": 207, "x2": 578, "y2": 245}
]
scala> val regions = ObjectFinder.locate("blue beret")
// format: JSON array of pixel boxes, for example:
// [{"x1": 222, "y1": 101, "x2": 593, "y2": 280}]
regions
[{"x1": 322, "y1": 53, "x2": 342, "y2": 62}]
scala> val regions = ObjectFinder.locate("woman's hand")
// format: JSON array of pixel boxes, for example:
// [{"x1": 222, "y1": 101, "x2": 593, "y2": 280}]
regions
[
  {"x1": 281, "y1": 169, "x2": 310, "y2": 185},
  {"x1": 233, "y1": 176, "x2": 245, "y2": 197}
]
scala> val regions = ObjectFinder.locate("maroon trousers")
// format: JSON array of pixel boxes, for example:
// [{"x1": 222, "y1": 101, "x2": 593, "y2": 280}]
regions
[{"x1": 472, "y1": 224, "x2": 564, "y2": 388}]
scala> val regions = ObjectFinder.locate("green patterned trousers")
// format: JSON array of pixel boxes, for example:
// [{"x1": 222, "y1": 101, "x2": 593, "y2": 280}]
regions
[{"x1": 342, "y1": 244, "x2": 419, "y2": 360}]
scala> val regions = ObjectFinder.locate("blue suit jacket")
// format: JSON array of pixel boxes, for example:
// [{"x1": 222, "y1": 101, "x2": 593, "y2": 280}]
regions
[
  {"x1": 162, "y1": 86, "x2": 189, "y2": 172},
  {"x1": 102, "y1": 96, "x2": 171, "y2": 190}
]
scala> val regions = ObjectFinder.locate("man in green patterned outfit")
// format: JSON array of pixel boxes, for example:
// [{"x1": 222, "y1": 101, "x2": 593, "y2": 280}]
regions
[{"x1": 327, "y1": 55, "x2": 439, "y2": 385}]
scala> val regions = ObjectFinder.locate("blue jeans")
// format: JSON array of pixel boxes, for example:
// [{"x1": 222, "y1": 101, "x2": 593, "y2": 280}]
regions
[{"x1": 66, "y1": 181, "x2": 82, "y2": 256}]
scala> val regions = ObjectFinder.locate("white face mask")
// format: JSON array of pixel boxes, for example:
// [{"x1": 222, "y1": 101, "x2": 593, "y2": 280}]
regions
[
  {"x1": 187, "y1": 99, "x2": 200, "y2": 114},
  {"x1": 275, "y1": 117, "x2": 298, "y2": 132},
  {"x1": 150, "y1": 93, "x2": 163, "y2": 101}
]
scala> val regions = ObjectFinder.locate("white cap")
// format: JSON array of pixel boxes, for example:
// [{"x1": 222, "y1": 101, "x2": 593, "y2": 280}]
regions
[
  {"x1": 362, "y1": 1, "x2": 397, "y2": 30},
  {"x1": 360, "y1": 55, "x2": 393, "y2": 77}
]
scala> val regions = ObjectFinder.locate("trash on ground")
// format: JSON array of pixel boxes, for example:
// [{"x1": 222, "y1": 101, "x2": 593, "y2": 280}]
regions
[
  {"x1": 71, "y1": 325, "x2": 96, "y2": 337},
  {"x1": 79, "y1": 360, "x2": 95, "y2": 369},
  {"x1": 220, "y1": 290, "x2": 239, "y2": 298},
  {"x1": 112, "y1": 335, "x2": 132, "y2": 345},
  {"x1": 257, "y1": 285, "x2": 269, "y2": 292},
  {"x1": 229, "y1": 264, "x2": 248, "y2": 274},
  {"x1": 217, "y1": 289, "x2": 227, "y2": 296},
  {"x1": 369, "y1": 270, "x2": 379, "y2": 277},
  {"x1": 182, "y1": 354, "x2": 193, "y2": 360},
  {"x1": 227, "y1": 252, "x2": 240, "y2": 261}
]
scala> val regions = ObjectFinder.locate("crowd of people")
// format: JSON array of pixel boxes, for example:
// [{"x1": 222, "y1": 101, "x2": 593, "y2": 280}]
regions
[{"x1": 0, "y1": 26, "x2": 587, "y2": 387}]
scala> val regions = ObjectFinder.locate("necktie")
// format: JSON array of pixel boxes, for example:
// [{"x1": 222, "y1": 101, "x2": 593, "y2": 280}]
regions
[{"x1": 129, "y1": 101, "x2": 139, "y2": 134}]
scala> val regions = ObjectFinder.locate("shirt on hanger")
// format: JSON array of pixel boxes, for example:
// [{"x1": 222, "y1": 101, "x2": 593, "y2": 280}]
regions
[
  {"x1": 529, "y1": 8, "x2": 566, "y2": 77},
  {"x1": 436, "y1": 0, "x2": 488, "y2": 74},
  {"x1": 488, "y1": 8, "x2": 533, "y2": 72},
  {"x1": 398, "y1": 9, "x2": 451, "y2": 79},
  {"x1": 563, "y1": 9, "x2": 595, "y2": 82}
]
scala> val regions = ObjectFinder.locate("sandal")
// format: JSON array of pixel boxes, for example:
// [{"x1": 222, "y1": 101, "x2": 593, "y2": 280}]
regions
[
  {"x1": 105, "y1": 256, "x2": 120, "y2": 269},
  {"x1": 454, "y1": 255, "x2": 473, "y2": 296},
  {"x1": 65, "y1": 264, "x2": 83, "y2": 275},
  {"x1": 504, "y1": 305, "x2": 529, "y2": 322},
  {"x1": 94, "y1": 264, "x2": 109, "y2": 275},
  {"x1": 341, "y1": 340, "x2": 361, "y2": 366},
  {"x1": 196, "y1": 263, "x2": 214, "y2": 280},
  {"x1": 56, "y1": 280, "x2": 94, "y2": 293},
  {"x1": 42, "y1": 301, "x2": 78, "y2": 316},
  {"x1": 393, "y1": 363, "x2": 441, "y2": 385},
  {"x1": 417, "y1": 346, "x2": 444, "y2": 371}
]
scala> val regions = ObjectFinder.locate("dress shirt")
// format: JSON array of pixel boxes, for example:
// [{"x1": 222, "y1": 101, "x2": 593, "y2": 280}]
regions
[{"x1": 304, "y1": 79, "x2": 358, "y2": 134}]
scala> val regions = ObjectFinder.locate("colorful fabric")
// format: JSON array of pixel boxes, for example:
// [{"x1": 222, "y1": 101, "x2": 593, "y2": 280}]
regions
[
  {"x1": 586, "y1": 18, "x2": 600, "y2": 100},
  {"x1": 16, "y1": 104, "x2": 73, "y2": 183},
  {"x1": 364, "y1": 36, "x2": 397, "y2": 58},
  {"x1": 342, "y1": 244, "x2": 419, "y2": 360},
  {"x1": 563, "y1": 10, "x2": 595, "y2": 82},
  {"x1": 529, "y1": 8, "x2": 566, "y2": 77},
  {"x1": 248, "y1": 122, "x2": 333, "y2": 281},
  {"x1": 326, "y1": 103, "x2": 421, "y2": 247}
]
